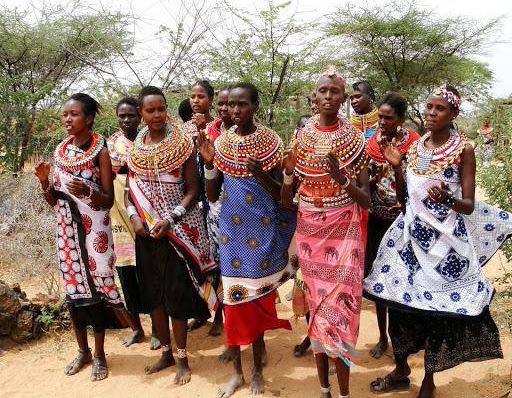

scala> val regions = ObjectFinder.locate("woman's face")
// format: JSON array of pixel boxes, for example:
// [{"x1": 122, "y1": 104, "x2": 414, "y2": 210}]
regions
[
  {"x1": 378, "y1": 104, "x2": 401, "y2": 137},
  {"x1": 216, "y1": 90, "x2": 231, "y2": 123},
  {"x1": 61, "y1": 99, "x2": 92, "y2": 136},
  {"x1": 315, "y1": 76, "x2": 345, "y2": 118},
  {"x1": 424, "y1": 95, "x2": 458, "y2": 133},
  {"x1": 139, "y1": 94, "x2": 167, "y2": 133},
  {"x1": 117, "y1": 103, "x2": 140, "y2": 135},
  {"x1": 190, "y1": 85, "x2": 211, "y2": 114},
  {"x1": 350, "y1": 89, "x2": 373, "y2": 115},
  {"x1": 228, "y1": 87, "x2": 257, "y2": 127}
]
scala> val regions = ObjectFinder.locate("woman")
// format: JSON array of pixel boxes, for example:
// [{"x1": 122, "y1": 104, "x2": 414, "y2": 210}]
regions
[
  {"x1": 364, "y1": 93, "x2": 420, "y2": 359},
  {"x1": 364, "y1": 85, "x2": 512, "y2": 398},
  {"x1": 107, "y1": 96, "x2": 161, "y2": 350},
  {"x1": 126, "y1": 85, "x2": 218, "y2": 385},
  {"x1": 349, "y1": 80, "x2": 378, "y2": 140},
  {"x1": 282, "y1": 66, "x2": 371, "y2": 398},
  {"x1": 35, "y1": 93, "x2": 129, "y2": 381},
  {"x1": 477, "y1": 116, "x2": 495, "y2": 162},
  {"x1": 197, "y1": 82, "x2": 296, "y2": 397}
]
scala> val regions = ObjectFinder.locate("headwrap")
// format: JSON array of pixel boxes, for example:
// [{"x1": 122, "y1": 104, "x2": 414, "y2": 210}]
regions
[
  {"x1": 432, "y1": 84, "x2": 461, "y2": 109},
  {"x1": 316, "y1": 65, "x2": 345, "y2": 86}
]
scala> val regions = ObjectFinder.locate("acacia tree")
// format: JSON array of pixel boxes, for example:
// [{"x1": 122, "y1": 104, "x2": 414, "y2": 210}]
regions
[
  {"x1": 202, "y1": 0, "x2": 326, "y2": 137},
  {"x1": 0, "y1": 1, "x2": 132, "y2": 172},
  {"x1": 326, "y1": 1, "x2": 500, "y2": 131}
]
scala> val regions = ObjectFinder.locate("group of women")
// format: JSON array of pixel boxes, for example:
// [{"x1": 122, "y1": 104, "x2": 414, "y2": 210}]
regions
[{"x1": 34, "y1": 65, "x2": 512, "y2": 398}]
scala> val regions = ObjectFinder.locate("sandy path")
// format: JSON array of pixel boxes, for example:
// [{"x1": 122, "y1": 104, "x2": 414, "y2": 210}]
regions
[{"x1": 1, "y1": 266, "x2": 511, "y2": 398}]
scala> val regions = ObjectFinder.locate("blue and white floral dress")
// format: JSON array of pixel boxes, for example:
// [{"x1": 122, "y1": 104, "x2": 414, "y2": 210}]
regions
[{"x1": 363, "y1": 130, "x2": 511, "y2": 372}]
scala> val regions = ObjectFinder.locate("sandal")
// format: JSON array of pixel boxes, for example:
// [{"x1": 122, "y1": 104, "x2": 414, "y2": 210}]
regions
[
  {"x1": 64, "y1": 348, "x2": 92, "y2": 375},
  {"x1": 370, "y1": 374, "x2": 410, "y2": 392},
  {"x1": 90, "y1": 355, "x2": 108, "y2": 381}
]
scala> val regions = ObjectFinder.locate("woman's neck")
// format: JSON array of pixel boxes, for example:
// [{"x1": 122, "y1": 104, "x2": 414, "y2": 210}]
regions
[
  {"x1": 146, "y1": 127, "x2": 166, "y2": 144},
  {"x1": 236, "y1": 121, "x2": 257, "y2": 136},
  {"x1": 383, "y1": 126, "x2": 403, "y2": 141},
  {"x1": 427, "y1": 126, "x2": 451, "y2": 148},
  {"x1": 72, "y1": 129, "x2": 92, "y2": 147},
  {"x1": 318, "y1": 113, "x2": 338, "y2": 128},
  {"x1": 224, "y1": 120, "x2": 235, "y2": 130},
  {"x1": 123, "y1": 129, "x2": 138, "y2": 142}
]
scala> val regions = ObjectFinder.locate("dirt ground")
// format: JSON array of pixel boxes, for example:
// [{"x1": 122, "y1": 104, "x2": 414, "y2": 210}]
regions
[{"x1": 0, "y1": 251, "x2": 511, "y2": 398}]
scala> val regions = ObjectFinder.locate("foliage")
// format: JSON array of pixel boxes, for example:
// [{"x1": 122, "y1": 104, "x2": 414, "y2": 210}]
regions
[
  {"x1": 38, "y1": 301, "x2": 71, "y2": 332},
  {"x1": 326, "y1": 0, "x2": 500, "y2": 132},
  {"x1": 202, "y1": 1, "x2": 325, "y2": 141},
  {"x1": 477, "y1": 99, "x2": 512, "y2": 262},
  {"x1": 0, "y1": 1, "x2": 133, "y2": 172}
]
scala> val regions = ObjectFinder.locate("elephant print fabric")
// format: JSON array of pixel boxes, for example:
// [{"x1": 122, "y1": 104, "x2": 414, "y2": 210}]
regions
[{"x1": 295, "y1": 202, "x2": 366, "y2": 362}]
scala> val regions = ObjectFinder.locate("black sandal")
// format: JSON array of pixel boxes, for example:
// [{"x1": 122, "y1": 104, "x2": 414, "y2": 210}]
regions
[
  {"x1": 64, "y1": 348, "x2": 92, "y2": 375},
  {"x1": 90, "y1": 355, "x2": 108, "y2": 381},
  {"x1": 370, "y1": 374, "x2": 410, "y2": 392}
]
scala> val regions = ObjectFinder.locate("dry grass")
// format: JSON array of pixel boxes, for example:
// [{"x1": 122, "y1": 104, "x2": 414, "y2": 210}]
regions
[{"x1": 0, "y1": 172, "x2": 60, "y2": 296}]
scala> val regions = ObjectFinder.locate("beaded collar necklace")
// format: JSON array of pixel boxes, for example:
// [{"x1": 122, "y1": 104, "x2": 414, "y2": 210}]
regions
[
  {"x1": 350, "y1": 107, "x2": 378, "y2": 135},
  {"x1": 214, "y1": 124, "x2": 283, "y2": 177},
  {"x1": 295, "y1": 113, "x2": 366, "y2": 185},
  {"x1": 54, "y1": 131, "x2": 104, "y2": 172},
  {"x1": 128, "y1": 123, "x2": 193, "y2": 176},
  {"x1": 107, "y1": 130, "x2": 134, "y2": 170},
  {"x1": 407, "y1": 129, "x2": 466, "y2": 175}
]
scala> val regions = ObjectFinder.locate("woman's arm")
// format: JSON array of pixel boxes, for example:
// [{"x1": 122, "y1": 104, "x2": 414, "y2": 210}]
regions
[
  {"x1": 181, "y1": 153, "x2": 201, "y2": 210},
  {"x1": 34, "y1": 162, "x2": 57, "y2": 207},
  {"x1": 247, "y1": 157, "x2": 283, "y2": 202},
  {"x1": 196, "y1": 129, "x2": 222, "y2": 202}
]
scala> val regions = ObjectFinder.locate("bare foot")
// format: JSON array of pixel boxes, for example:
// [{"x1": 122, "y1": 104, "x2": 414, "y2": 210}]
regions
[
  {"x1": 369, "y1": 337, "x2": 388, "y2": 359},
  {"x1": 90, "y1": 355, "x2": 108, "y2": 381},
  {"x1": 122, "y1": 329, "x2": 144, "y2": 347},
  {"x1": 187, "y1": 318, "x2": 207, "y2": 332},
  {"x1": 208, "y1": 319, "x2": 223, "y2": 336},
  {"x1": 218, "y1": 373, "x2": 244, "y2": 397},
  {"x1": 174, "y1": 357, "x2": 191, "y2": 385},
  {"x1": 64, "y1": 348, "x2": 92, "y2": 375},
  {"x1": 219, "y1": 346, "x2": 234, "y2": 362},
  {"x1": 250, "y1": 371, "x2": 264, "y2": 395},
  {"x1": 149, "y1": 334, "x2": 161, "y2": 350},
  {"x1": 144, "y1": 351, "x2": 175, "y2": 374}
]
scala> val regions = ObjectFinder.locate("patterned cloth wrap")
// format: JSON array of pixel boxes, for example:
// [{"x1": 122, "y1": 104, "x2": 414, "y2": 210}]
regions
[
  {"x1": 294, "y1": 114, "x2": 367, "y2": 364},
  {"x1": 106, "y1": 131, "x2": 136, "y2": 267},
  {"x1": 214, "y1": 125, "x2": 297, "y2": 305},
  {"x1": 367, "y1": 128, "x2": 420, "y2": 221},
  {"x1": 128, "y1": 124, "x2": 221, "y2": 310},
  {"x1": 364, "y1": 130, "x2": 512, "y2": 316},
  {"x1": 53, "y1": 133, "x2": 122, "y2": 307}
]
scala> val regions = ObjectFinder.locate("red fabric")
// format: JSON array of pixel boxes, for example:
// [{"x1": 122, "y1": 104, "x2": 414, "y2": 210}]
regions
[
  {"x1": 367, "y1": 128, "x2": 420, "y2": 162},
  {"x1": 224, "y1": 290, "x2": 291, "y2": 346},
  {"x1": 207, "y1": 118, "x2": 223, "y2": 142}
]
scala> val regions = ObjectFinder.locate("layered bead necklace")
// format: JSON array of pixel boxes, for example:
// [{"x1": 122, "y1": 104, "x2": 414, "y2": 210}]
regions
[
  {"x1": 54, "y1": 131, "x2": 104, "y2": 173},
  {"x1": 407, "y1": 129, "x2": 466, "y2": 175},
  {"x1": 295, "y1": 113, "x2": 367, "y2": 186},
  {"x1": 350, "y1": 107, "x2": 378, "y2": 136},
  {"x1": 214, "y1": 124, "x2": 283, "y2": 177}
]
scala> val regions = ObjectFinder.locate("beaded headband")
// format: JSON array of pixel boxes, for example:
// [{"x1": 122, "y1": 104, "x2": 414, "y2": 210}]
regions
[
  {"x1": 432, "y1": 84, "x2": 461, "y2": 109},
  {"x1": 316, "y1": 65, "x2": 345, "y2": 86}
]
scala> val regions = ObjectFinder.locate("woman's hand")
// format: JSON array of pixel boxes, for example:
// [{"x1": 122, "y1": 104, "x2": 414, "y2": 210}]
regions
[
  {"x1": 377, "y1": 135, "x2": 402, "y2": 167},
  {"x1": 427, "y1": 182, "x2": 450, "y2": 203},
  {"x1": 196, "y1": 129, "x2": 215, "y2": 165},
  {"x1": 66, "y1": 178, "x2": 90, "y2": 197},
  {"x1": 130, "y1": 216, "x2": 149, "y2": 237},
  {"x1": 325, "y1": 152, "x2": 347, "y2": 185},
  {"x1": 34, "y1": 162, "x2": 51, "y2": 183},
  {"x1": 282, "y1": 143, "x2": 298, "y2": 175},
  {"x1": 150, "y1": 219, "x2": 171, "y2": 239},
  {"x1": 192, "y1": 113, "x2": 207, "y2": 131},
  {"x1": 247, "y1": 156, "x2": 264, "y2": 177}
]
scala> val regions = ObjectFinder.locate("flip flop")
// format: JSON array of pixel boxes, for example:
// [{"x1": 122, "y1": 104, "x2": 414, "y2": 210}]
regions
[{"x1": 370, "y1": 374, "x2": 410, "y2": 392}]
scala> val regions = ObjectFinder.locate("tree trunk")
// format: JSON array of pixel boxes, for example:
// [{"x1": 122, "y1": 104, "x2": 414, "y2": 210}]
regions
[{"x1": 17, "y1": 106, "x2": 37, "y2": 172}]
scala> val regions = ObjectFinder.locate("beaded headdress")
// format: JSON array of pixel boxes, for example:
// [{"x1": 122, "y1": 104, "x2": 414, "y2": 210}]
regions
[
  {"x1": 432, "y1": 84, "x2": 461, "y2": 109},
  {"x1": 316, "y1": 65, "x2": 345, "y2": 86}
]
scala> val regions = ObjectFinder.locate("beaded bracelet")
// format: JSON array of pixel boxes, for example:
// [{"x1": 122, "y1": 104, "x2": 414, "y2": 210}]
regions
[
  {"x1": 204, "y1": 165, "x2": 219, "y2": 180},
  {"x1": 339, "y1": 175, "x2": 351, "y2": 189},
  {"x1": 173, "y1": 205, "x2": 187, "y2": 218},
  {"x1": 283, "y1": 170, "x2": 294, "y2": 185},
  {"x1": 127, "y1": 205, "x2": 138, "y2": 219},
  {"x1": 42, "y1": 183, "x2": 52, "y2": 194}
]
